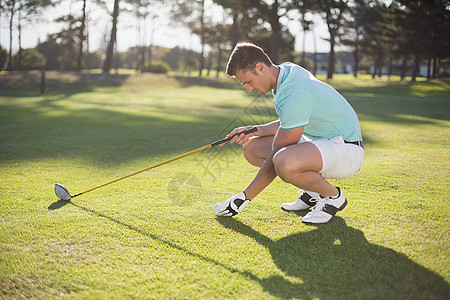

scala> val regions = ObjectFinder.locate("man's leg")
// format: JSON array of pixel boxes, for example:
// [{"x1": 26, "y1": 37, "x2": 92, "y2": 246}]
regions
[
  {"x1": 272, "y1": 142, "x2": 338, "y2": 197},
  {"x1": 273, "y1": 142, "x2": 348, "y2": 224},
  {"x1": 243, "y1": 137, "x2": 338, "y2": 197},
  {"x1": 242, "y1": 136, "x2": 273, "y2": 167}
]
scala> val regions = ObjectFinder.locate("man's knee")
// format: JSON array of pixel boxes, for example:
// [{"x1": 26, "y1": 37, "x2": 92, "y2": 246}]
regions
[
  {"x1": 273, "y1": 144, "x2": 322, "y2": 182},
  {"x1": 273, "y1": 148, "x2": 297, "y2": 182},
  {"x1": 243, "y1": 136, "x2": 272, "y2": 167},
  {"x1": 243, "y1": 140, "x2": 261, "y2": 167}
]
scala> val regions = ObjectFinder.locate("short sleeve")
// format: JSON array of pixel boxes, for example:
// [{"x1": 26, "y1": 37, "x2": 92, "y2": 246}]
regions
[{"x1": 277, "y1": 91, "x2": 316, "y2": 129}]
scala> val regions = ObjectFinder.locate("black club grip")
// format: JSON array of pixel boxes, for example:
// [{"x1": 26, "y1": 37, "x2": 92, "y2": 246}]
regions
[{"x1": 210, "y1": 127, "x2": 258, "y2": 147}]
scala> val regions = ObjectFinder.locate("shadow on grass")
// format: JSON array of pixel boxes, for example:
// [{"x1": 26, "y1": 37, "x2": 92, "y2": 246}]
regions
[
  {"x1": 336, "y1": 78, "x2": 450, "y2": 99},
  {"x1": 0, "y1": 95, "x2": 237, "y2": 165},
  {"x1": 217, "y1": 217, "x2": 450, "y2": 299},
  {"x1": 348, "y1": 96, "x2": 450, "y2": 124},
  {"x1": 337, "y1": 79, "x2": 450, "y2": 123},
  {"x1": 0, "y1": 71, "x2": 131, "y2": 98},
  {"x1": 64, "y1": 201, "x2": 261, "y2": 281},
  {"x1": 49, "y1": 200, "x2": 449, "y2": 299},
  {"x1": 48, "y1": 200, "x2": 71, "y2": 210}
]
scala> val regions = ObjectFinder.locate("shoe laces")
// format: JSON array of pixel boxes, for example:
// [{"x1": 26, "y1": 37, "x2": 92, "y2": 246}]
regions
[{"x1": 310, "y1": 197, "x2": 328, "y2": 214}]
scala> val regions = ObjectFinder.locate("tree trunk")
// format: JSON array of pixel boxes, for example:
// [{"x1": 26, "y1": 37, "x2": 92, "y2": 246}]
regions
[
  {"x1": 327, "y1": 30, "x2": 335, "y2": 79},
  {"x1": 376, "y1": 53, "x2": 383, "y2": 78},
  {"x1": 77, "y1": 0, "x2": 87, "y2": 71},
  {"x1": 426, "y1": 56, "x2": 431, "y2": 80},
  {"x1": 7, "y1": 0, "x2": 16, "y2": 71},
  {"x1": 411, "y1": 54, "x2": 419, "y2": 82},
  {"x1": 353, "y1": 45, "x2": 358, "y2": 78},
  {"x1": 301, "y1": 27, "x2": 306, "y2": 67},
  {"x1": 313, "y1": 28, "x2": 317, "y2": 76},
  {"x1": 268, "y1": 0, "x2": 280, "y2": 64},
  {"x1": 216, "y1": 43, "x2": 222, "y2": 77},
  {"x1": 206, "y1": 52, "x2": 212, "y2": 77},
  {"x1": 231, "y1": 13, "x2": 239, "y2": 49},
  {"x1": 102, "y1": 0, "x2": 119, "y2": 74},
  {"x1": 216, "y1": 24, "x2": 224, "y2": 77},
  {"x1": 388, "y1": 56, "x2": 392, "y2": 81},
  {"x1": 400, "y1": 58, "x2": 407, "y2": 81},
  {"x1": 198, "y1": 0, "x2": 205, "y2": 77},
  {"x1": 18, "y1": 11, "x2": 22, "y2": 69},
  {"x1": 270, "y1": 23, "x2": 280, "y2": 64},
  {"x1": 432, "y1": 56, "x2": 437, "y2": 78},
  {"x1": 136, "y1": 14, "x2": 141, "y2": 72}
]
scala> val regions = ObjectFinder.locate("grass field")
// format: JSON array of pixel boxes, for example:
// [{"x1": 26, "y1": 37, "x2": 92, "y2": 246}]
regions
[{"x1": 0, "y1": 71, "x2": 449, "y2": 299}]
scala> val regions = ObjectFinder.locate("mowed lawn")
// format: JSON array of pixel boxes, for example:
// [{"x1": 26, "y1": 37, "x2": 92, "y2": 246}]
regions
[{"x1": 0, "y1": 71, "x2": 449, "y2": 299}]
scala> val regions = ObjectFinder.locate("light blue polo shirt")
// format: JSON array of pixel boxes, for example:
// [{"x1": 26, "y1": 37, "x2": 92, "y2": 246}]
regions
[{"x1": 273, "y1": 62, "x2": 362, "y2": 142}]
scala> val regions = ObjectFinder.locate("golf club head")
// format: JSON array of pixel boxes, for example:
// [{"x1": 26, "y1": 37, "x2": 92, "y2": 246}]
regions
[{"x1": 55, "y1": 183, "x2": 73, "y2": 201}]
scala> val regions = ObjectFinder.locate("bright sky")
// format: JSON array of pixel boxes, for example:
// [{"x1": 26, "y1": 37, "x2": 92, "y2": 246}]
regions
[{"x1": 0, "y1": 0, "x2": 332, "y2": 55}]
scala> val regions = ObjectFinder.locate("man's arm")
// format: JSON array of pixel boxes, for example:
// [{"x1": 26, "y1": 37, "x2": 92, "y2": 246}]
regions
[
  {"x1": 257, "y1": 120, "x2": 281, "y2": 136},
  {"x1": 243, "y1": 126, "x2": 303, "y2": 200},
  {"x1": 224, "y1": 120, "x2": 281, "y2": 146}
]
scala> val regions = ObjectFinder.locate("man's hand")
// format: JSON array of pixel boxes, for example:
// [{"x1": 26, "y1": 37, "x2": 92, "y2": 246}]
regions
[
  {"x1": 219, "y1": 126, "x2": 258, "y2": 147},
  {"x1": 213, "y1": 191, "x2": 250, "y2": 217}
]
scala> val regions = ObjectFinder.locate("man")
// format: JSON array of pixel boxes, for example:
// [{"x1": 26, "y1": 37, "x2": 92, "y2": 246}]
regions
[{"x1": 213, "y1": 42, "x2": 364, "y2": 224}]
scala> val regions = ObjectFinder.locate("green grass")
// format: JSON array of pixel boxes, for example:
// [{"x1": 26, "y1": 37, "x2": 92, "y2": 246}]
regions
[{"x1": 0, "y1": 71, "x2": 449, "y2": 299}]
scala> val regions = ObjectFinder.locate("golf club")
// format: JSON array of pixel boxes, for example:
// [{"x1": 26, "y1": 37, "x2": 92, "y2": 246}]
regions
[{"x1": 54, "y1": 127, "x2": 257, "y2": 201}]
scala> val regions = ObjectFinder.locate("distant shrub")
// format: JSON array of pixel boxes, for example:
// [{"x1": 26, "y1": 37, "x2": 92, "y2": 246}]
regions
[
  {"x1": 0, "y1": 46, "x2": 7, "y2": 70},
  {"x1": 144, "y1": 60, "x2": 171, "y2": 74},
  {"x1": 84, "y1": 51, "x2": 102, "y2": 69},
  {"x1": 12, "y1": 48, "x2": 47, "y2": 70},
  {"x1": 178, "y1": 56, "x2": 198, "y2": 75}
]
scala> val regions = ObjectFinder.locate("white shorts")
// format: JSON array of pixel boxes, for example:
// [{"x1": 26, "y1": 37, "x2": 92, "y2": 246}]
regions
[{"x1": 299, "y1": 135, "x2": 364, "y2": 179}]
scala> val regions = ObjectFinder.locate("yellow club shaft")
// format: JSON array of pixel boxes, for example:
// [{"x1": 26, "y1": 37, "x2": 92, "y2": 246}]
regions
[{"x1": 75, "y1": 144, "x2": 212, "y2": 197}]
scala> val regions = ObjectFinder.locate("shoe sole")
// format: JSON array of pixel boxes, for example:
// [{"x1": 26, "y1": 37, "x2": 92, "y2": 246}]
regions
[
  {"x1": 281, "y1": 206, "x2": 312, "y2": 212},
  {"x1": 302, "y1": 198, "x2": 347, "y2": 225}
]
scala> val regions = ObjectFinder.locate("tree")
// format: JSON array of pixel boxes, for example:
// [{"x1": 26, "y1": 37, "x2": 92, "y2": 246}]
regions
[
  {"x1": 171, "y1": 0, "x2": 209, "y2": 76},
  {"x1": 372, "y1": 2, "x2": 400, "y2": 80},
  {"x1": 84, "y1": 51, "x2": 102, "y2": 69},
  {"x1": 124, "y1": 0, "x2": 164, "y2": 72},
  {"x1": 340, "y1": 0, "x2": 384, "y2": 78},
  {"x1": 162, "y1": 46, "x2": 199, "y2": 71},
  {"x1": 4, "y1": 0, "x2": 16, "y2": 71},
  {"x1": 36, "y1": 8, "x2": 93, "y2": 72},
  {"x1": 247, "y1": 0, "x2": 297, "y2": 64},
  {"x1": 294, "y1": 0, "x2": 314, "y2": 68},
  {"x1": 198, "y1": 0, "x2": 205, "y2": 76},
  {"x1": 213, "y1": 0, "x2": 257, "y2": 49},
  {"x1": 36, "y1": 36, "x2": 65, "y2": 70},
  {"x1": 3, "y1": 0, "x2": 54, "y2": 70},
  {"x1": 102, "y1": 0, "x2": 120, "y2": 74},
  {"x1": 213, "y1": 0, "x2": 297, "y2": 64},
  {"x1": 76, "y1": 0, "x2": 87, "y2": 71},
  {"x1": 395, "y1": 0, "x2": 450, "y2": 80},
  {"x1": 314, "y1": 0, "x2": 350, "y2": 79},
  {"x1": 51, "y1": 14, "x2": 81, "y2": 70}
]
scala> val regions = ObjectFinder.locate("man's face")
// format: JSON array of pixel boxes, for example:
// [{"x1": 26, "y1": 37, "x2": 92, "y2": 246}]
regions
[{"x1": 235, "y1": 63, "x2": 272, "y2": 95}]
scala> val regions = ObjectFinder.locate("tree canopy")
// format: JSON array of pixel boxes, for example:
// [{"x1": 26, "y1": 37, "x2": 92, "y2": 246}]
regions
[{"x1": 2, "y1": 0, "x2": 449, "y2": 79}]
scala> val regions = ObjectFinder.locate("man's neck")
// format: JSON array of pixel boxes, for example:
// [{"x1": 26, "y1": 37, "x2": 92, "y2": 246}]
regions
[{"x1": 270, "y1": 64, "x2": 280, "y2": 92}]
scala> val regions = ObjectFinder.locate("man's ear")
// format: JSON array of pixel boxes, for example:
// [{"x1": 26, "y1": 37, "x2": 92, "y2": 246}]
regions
[{"x1": 255, "y1": 62, "x2": 266, "y2": 73}]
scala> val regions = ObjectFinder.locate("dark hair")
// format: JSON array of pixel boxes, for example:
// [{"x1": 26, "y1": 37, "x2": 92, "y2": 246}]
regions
[{"x1": 226, "y1": 42, "x2": 273, "y2": 77}]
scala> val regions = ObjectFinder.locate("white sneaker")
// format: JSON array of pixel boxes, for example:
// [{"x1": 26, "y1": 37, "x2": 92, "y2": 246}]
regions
[
  {"x1": 302, "y1": 187, "x2": 347, "y2": 224},
  {"x1": 281, "y1": 190, "x2": 320, "y2": 211}
]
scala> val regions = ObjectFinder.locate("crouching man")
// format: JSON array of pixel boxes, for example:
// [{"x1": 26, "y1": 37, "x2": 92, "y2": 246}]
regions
[{"x1": 214, "y1": 42, "x2": 364, "y2": 224}]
